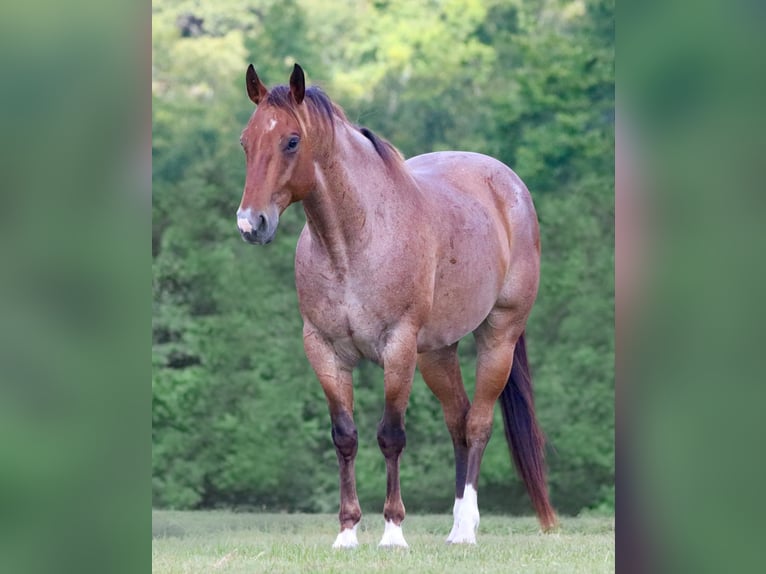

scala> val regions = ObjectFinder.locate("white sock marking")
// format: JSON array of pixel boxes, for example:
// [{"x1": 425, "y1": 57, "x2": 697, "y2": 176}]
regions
[
  {"x1": 332, "y1": 524, "x2": 359, "y2": 549},
  {"x1": 447, "y1": 484, "x2": 480, "y2": 544},
  {"x1": 378, "y1": 519, "x2": 408, "y2": 548},
  {"x1": 446, "y1": 496, "x2": 463, "y2": 542}
]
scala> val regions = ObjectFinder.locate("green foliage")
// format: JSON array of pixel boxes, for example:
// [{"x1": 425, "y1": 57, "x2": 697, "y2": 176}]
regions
[{"x1": 152, "y1": 0, "x2": 613, "y2": 515}]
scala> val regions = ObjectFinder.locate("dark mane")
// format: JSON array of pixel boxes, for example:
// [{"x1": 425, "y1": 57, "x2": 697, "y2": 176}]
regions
[
  {"x1": 266, "y1": 85, "x2": 403, "y2": 171},
  {"x1": 357, "y1": 127, "x2": 402, "y2": 167}
]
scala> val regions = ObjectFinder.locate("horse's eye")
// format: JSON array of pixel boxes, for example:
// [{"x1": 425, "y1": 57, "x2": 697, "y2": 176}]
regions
[{"x1": 284, "y1": 136, "x2": 300, "y2": 153}]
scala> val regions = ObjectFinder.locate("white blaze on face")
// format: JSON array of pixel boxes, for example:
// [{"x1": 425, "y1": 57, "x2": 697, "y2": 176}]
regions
[
  {"x1": 378, "y1": 519, "x2": 408, "y2": 548},
  {"x1": 332, "y1": 524, "x2": 359, "y2": 549},
  {"x1": 447, "y1": 484, "x2": 480, "y2": 544},
  {"x1": 266, "y1": 117, "x2": 277, "y2": 132}
]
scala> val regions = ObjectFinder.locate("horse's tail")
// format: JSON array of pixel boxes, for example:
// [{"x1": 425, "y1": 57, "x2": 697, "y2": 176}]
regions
[{"x1": 498, "y1": 332, "x2": 558, "y2": 531}]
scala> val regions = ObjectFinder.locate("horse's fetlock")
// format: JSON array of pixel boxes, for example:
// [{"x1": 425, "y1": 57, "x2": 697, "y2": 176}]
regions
[
  {"x1": 383, "y1": 501, "x2": 406, "y2": 524},
  {"x1": 340, "y1": 504, "x2": 362, "y2": 528}
]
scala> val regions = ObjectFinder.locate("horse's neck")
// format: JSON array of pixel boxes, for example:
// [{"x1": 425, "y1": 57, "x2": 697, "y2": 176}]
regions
[{"x1": 303, "y1": 124, "x2": 417, "y2": 268}]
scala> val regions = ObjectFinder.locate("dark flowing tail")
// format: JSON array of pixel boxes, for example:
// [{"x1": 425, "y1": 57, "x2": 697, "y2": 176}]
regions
[{"x1": 499, "y1": 332, "x2": 558, "y2": 531}]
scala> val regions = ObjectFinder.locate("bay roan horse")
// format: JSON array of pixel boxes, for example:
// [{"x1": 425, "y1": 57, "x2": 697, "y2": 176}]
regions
[{"x1": 236, "y1": 64, "x2": 557, "y2": 547}]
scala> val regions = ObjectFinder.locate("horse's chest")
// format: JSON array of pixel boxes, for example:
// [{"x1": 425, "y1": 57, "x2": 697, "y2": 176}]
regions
[{"x1": 297, "y1": 271, "x2": 402, "y2": 365}]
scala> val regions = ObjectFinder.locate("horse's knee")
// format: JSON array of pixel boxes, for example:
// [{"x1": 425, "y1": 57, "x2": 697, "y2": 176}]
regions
[
  {"x1": 332, "y1": 414, "x2": 358, "y2": 461},
  {"x1": 377, "y1": 421, "x2": 406, "y2": 459}
]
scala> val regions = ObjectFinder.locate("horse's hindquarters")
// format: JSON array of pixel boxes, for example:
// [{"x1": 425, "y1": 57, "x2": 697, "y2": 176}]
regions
[{"x1": 409, "y1": 152, "x2": 540, "y2": 352}]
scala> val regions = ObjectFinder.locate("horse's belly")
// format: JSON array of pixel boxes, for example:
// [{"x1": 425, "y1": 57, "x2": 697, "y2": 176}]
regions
[
  {"x1": 417, "y1": 238, "x2": 508, "y2": 352},
  {"x1": 417, "y1": 271, "x2": 500, "y2": 352}
]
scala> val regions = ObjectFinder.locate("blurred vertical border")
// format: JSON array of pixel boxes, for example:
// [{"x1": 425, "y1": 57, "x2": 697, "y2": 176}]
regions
[
  {"x1": 3, "y1": 0, "x2": 766, "y2": 571},
  {"x1": 0, "y1": 1, "x2": 148, "y2": 573},
  {"x1": 619, "y1": 0, "x2": 766, "y2": 572}
]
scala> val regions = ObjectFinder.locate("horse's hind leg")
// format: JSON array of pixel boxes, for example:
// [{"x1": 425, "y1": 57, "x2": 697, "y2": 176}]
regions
[
  {"x1": 303, "y1": 325, "x2": 361, "y2": 549},
  {"x1": 456, "y1": 309, "x2": 525, "y2": 544},
  {"x1": 417, "y1": 344, "x2": 471, "y2": 543}
]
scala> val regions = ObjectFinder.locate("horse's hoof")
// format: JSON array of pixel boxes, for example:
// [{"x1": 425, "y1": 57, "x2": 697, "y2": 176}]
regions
[
  {"x1": 447, "y1": 535, "x2": 477, "y2": 545},
  {"x1": 378, "y1": 520, "x2": 409, "y2": 548},
  {"x1": 332, "y1": 525, "x2": 359, "y2": 549}
]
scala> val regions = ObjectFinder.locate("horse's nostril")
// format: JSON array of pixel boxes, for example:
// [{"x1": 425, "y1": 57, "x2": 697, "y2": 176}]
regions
[{"x1": 257, "y1": 214, "x2": 268, "y2": 233}]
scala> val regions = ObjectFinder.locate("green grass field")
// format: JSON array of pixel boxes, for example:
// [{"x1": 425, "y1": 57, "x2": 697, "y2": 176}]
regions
[{"x1": 152, "y1": 510, "x2": 614, "y2": 573}]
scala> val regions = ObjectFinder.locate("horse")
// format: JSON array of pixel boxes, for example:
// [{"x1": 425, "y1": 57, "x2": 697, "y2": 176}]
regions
[{"x1": 236, "y1": 63, "x2": 557, "y2": 548}]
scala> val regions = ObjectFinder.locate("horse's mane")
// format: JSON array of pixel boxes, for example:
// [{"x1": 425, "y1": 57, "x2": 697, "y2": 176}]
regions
[{"x1": 266, "y1": 85, "x2": 404, "y2": 173}]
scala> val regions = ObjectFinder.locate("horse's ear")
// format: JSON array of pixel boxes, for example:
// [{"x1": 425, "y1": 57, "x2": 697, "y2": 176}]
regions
[
  {"x1": 289, "y1": 63, "x2": 305, "y2": 105},
  {"x1": 246, "y1": 64, "x2": 268, "y2": 105}
]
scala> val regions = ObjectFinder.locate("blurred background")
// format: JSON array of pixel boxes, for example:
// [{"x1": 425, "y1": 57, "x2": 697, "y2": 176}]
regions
[{"x1": 152, "y1": 0, "x2": 614, "y2": 518}]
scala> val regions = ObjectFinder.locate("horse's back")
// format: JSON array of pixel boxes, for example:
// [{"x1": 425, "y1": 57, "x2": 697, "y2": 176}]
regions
[
  {"x1": 407, "y1": 152, "x2": 535, "y2": 222},
  {"x1": 407, "y1": 150, "x2": 539, "y2": 258}
]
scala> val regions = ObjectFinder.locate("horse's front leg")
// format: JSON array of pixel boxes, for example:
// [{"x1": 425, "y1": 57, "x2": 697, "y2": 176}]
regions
[
  {"x1": 377, "y1": 330, "x2": 417, "y2": 548},
  {"x1": 303, "y1": 325, "x2": 361, "y2": 548}
]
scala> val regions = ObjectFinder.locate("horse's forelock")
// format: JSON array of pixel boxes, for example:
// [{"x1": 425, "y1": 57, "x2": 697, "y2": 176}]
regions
[
  {"x1": 266, "y1": 85, "x2": 403, "y2": 174},
  {"x1": 266, "y1": 85, "x2": 338, "y2": 131}
]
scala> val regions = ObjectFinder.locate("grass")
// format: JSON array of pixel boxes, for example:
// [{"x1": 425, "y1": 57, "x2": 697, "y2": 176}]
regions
[{"x1": 152, "y1": 510, "x2": 614, "y2": 573}]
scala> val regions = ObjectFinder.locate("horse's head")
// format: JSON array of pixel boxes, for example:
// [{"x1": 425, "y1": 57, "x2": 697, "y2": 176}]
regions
[{"x1": 237, "y1": 64, "x2": 316, "y2": 245}]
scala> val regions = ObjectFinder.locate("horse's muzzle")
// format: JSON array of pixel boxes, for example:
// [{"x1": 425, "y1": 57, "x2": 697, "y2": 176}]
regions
[{"x1": 237, "y1": 208, "x2": 277, "y2": 245}]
